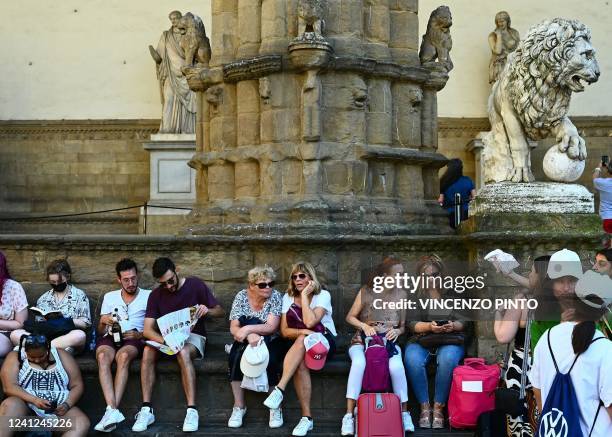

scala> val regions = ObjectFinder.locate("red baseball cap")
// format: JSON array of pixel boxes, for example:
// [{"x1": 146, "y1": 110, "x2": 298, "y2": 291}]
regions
[{"x1": 304, "y1": 333, "x2": 330, "y2": 370}]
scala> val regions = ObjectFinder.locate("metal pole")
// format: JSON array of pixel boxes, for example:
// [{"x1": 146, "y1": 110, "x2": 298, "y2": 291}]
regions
[
  {"x1": 143, "y1": 202, "x2": 148, "y2": 235},
  {"x1": 454, "y1": 193, "x2": 461, "y2": 228}
]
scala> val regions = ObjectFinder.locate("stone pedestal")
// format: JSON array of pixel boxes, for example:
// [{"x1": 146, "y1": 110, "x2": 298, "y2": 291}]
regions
[
  {"x1": 142, "y1": 134, "x2": 196, "y2": 233},
  {"x1": 467, "y1": 132, "x2": 537, "y2": 189},
  {"x1": 461, "y1": 182, "x2": 600, "y2": 360}
]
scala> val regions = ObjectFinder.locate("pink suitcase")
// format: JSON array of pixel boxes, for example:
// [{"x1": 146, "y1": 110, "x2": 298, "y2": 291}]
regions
[{"x1": 357, "y1": 393, "x2": 403, "y2": 437}]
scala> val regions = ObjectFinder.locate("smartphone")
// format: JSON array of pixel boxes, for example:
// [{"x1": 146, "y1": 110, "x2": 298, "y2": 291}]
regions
[
  {"x1": 44, "y1": 400, "x2": 58, "y2": 414},
  {"x1": 435, "y1": 320, "x2": 449, "y2": 326},
  {"x1": 602, "y1": 155, "x2": 609, "y2": 167}
]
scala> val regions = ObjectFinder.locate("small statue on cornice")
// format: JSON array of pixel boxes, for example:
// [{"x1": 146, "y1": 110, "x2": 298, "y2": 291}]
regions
[
  {"x1": 419, "y1": 6, "x2": 453, "y2": 72},
  {"x1": 298, "y1": 0, "x2": 326, "y2": 40},
  {"x1": 488, "y1": 11, "x2": 520, "y2": 84},
  {"x1": 177, "y1": 12, "x2": 211, "y2": 69}
]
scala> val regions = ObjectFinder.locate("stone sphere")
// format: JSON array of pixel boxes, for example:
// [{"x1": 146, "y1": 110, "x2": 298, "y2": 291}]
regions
[{"x1": 543, "y1": 145, "x2": 585, "y2": 182}]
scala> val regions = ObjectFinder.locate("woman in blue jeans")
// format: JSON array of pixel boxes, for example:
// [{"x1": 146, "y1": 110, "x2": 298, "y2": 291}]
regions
[{"x1": 404, "y1": 255, "x2": 467, "y2": 429}]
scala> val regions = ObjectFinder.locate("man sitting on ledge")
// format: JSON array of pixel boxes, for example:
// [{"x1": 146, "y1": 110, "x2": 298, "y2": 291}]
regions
[{"x1": 132, "y1": 257, "x2": 224, "y2": 433}]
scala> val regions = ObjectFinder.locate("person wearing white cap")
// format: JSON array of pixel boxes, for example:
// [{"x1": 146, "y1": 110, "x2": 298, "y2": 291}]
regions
[
  {"x1": 530, "y1": 273, "x2": 612, "y2": 436},
  {"x1": 226, "y1": 266, "x2": 285, "y2": 429},
  {"x1": 263, "y1": 262, "x2": 337, "y2": 437}
]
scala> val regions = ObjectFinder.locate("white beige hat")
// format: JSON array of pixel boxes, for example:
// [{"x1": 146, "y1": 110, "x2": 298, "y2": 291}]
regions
[
  {"x1": 240, "y1": 339, "x2": 269, "y2": 378},
  {"x1": 547, "y1": 249, "x2": 583, "y2": 280},
  {"x1": 576, "y1": 270, "x2": 612, "y2": 310}
]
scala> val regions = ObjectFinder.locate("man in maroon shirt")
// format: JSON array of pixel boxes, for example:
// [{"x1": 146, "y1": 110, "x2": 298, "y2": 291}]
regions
[{"x1": 132, "y1": 257, "x2": 224, "y2": 433}]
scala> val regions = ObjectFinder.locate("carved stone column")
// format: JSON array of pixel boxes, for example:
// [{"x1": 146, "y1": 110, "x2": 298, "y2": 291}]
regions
[{"x1": 184, "y1": 0, "x2": 451, "y2": 236}]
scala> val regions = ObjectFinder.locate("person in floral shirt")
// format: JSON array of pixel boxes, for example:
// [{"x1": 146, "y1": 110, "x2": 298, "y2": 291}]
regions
[
  {"x1": 10, "y1": 259, "x2": 91, "y2": 354},
  {"x1": 0, "y1": 251, "x2": 28, "y2": 357}
]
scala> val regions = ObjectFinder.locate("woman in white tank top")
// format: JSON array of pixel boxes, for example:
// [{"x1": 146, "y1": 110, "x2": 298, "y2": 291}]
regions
[{"x1": 0, "y1": 334, "x2": 90, "y2": 436}]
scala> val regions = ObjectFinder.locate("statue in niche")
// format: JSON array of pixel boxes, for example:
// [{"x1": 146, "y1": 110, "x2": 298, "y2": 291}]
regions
[
  {"x1": 149, "y1": 10, "x2": 199, "y2": 134},
  {"x1": 488, "y1": 11, "x2": 520, "y2": 84},
  {"x1": 484, "y1": 18, "x2": 600, "y2": 183},
  {"x1": 419, "y1": 6, "x2": 453, "y2": 72},
  {"x1": 298, "y1": 0, "x2": 326, "y2": 38}
]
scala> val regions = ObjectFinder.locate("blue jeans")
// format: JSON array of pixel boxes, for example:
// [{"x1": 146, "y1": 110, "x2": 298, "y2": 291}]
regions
[{"x1": 404, "y1": 342, "x2": 464, "y2": 404}]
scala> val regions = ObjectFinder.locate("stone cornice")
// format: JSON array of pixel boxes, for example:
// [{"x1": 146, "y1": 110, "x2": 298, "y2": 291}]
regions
[
  {"x1": 0, "y1": 120, "x2": 159, "y2": 137},
  {"x1": 438, "y1": 116, "x2": 612, "y2": 137}
]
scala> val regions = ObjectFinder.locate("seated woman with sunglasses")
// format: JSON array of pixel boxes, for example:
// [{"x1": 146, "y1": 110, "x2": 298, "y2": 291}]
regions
[
  {"x1": 10, "y1": 259, "x2": 91, "y2": 354},
  {"x1": 0, "y1": 334, "x2": 90, "y2": 436},
  {"x1": 341, "y1": 257, "x2": 414, "y2": 436},
  {"x1": 227, "y1": 266, "x2": 285, "y2": 429},
  {"x1": 0, "y1": 251, "x2": 29, "y2": 358},
  {"x1": 263, "y1": 262, "x2": 337, "y2": 437},
  {"x1": 404, "y1": 255, "x2": 467, "y2": 429}
]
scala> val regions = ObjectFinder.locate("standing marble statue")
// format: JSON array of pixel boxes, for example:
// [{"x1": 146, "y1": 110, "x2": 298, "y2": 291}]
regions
[
  {"x1": 149, "y1": 11, "x2": 197, "y2": 134},
  {"x1": 488, "y1": 11, "x2": 520, "y2": 84}
]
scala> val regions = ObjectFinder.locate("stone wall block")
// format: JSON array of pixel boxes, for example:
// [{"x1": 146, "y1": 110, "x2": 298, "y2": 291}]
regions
[
  {"x1": 261, "y1": 109, "x2": 301, "y2": 143},
  {"x1": 260, "y1": 0, "x2": 290, "y2": 54},
  {"x1": 366, "y1": 79, "x2": 392, "y2": 145},
  {"x1": 321, "y1": 74, "x2": 367, "y2": 143},
  {"x1": 389, "y1": 10, "x2": 418, "y2": 62},
  {"x1": 392, "y1": 83, "x2": 422, "y2": 147},
  {"x1": 282, "y1": 159, "x2": 303, "y2": 195},
  {"x1": 326, "y1": 0, "x2": 364, "y2": 56},
  {"x1": 363, "y1": 2, "x2": 390, "y2": 44},
  {"x1": 235, "y1": 161, "x2": 260, "y2": 198},
  {"x1": 237, "y1": 0, "x2": 262, "y2": 58},
  {"x1": 237, "y1": 80, "x2": 261, "y2": 146},
  {"x1": 368, "y1": 162, "x2": 396, "y2": 196},
  {"x1": 208, "y1": 163, "x2": 235, "y2": 200},
  {"x1": 260, "y1": 160, "x2": 282, "y2": 196},
  {"x1": 388, "y1": 0, "x2": 418, "y2": 13},
  {"x1": 211, "y1": 11, "x2": 238, "y2": 66},
  {"x1": 396, "y1": 164, "x2": 423, "y2": 199}
]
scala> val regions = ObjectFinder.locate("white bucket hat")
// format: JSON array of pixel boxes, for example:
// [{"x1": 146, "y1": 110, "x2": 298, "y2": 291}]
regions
[
  {"x1": 240, "y1": 339, "x2": 269, "y2": 378},
  {"x1": 547, "y1": 249, "x2": 583, "y2": 280},
  {"x1": 576, "y1": 270, "x2": 612, "y2": 310}
]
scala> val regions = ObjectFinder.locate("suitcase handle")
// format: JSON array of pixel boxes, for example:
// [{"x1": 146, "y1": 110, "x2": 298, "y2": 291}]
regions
[{"x1": 375, "y1": 393, "x2": 384, "y2": 410}]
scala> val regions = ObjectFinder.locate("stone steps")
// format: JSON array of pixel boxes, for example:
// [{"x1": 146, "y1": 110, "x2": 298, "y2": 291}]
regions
[{"x1": 104, "y1": 420, "x2": 475, "y2": 437}]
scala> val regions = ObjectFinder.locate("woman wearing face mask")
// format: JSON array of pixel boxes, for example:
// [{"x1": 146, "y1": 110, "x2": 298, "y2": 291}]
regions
[
  {"x1": 0, "y1": 334, "x2": 90, "y2": 436},
  {"x1": 10, "y1": 259, "x2": 91, "y2": 354},
  {"x1": 0, "y1": 251, "x2": 29, "y2": 358}
]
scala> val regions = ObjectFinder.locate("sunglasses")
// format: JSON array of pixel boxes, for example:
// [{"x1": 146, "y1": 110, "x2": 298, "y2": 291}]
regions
[
  {"x1": 292, "y1": 273, "x2": 308, "y2": 280},
  {"x1": 24, "y1": 335, "x2": 48, "y2": 348},
  {"x1": 158, "y1": 273, "x2": 177, "y2": 287},
  {"x1": 255, "y1": 281, "x2": 275, "y2": 289}
]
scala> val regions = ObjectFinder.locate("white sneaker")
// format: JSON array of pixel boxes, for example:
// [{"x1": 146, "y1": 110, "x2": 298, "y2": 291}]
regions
[
  {"x1": 269, "y1": 407, "x2": 283, "y2": 428},
  {"x1": 228, "y1": 406, "x2": 247, "y2": 428},
  {"x1": 341, "y1": 413, "x2": 355, "y2": 436},
  {"x1": 263, "y1": 386, "x2": 284, "y2": 409},
  {"x1": 182, "y1": 408, "x2": 199, "y2": 432},
  {"x1": 292, "y1": 417, "x2": 314, "y2": 436},
  {"x1": 132, "y1": 406, "x2": 155, "y2": 432},
  {"x1": 402, "y1": 411, "x2": 415, "y2": 432},
  {"x1": 94, "y1": 406, "x2": 125, "y2": 432}
]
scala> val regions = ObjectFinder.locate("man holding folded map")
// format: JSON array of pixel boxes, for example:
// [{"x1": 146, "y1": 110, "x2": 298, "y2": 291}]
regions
[{"x1": 132, "y1": 257, "x2": 224, "y2": 433}]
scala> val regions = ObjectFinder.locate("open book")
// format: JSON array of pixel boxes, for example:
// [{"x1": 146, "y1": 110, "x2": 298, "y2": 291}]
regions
[
  {"x1": 30, "y1": 307, "x2": 63, "y2": 318},
  {"x1": 144, "y1": 340, "x2": 177, "y2": 356}
]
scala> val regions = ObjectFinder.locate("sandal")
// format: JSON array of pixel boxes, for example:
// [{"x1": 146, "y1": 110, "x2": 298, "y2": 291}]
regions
[
  {"x1": 432, "y1": 402, "x2": 445, "y2": 429},
  {"x1": 418, "y1": 403, "x2": 431, "y2": 428}
]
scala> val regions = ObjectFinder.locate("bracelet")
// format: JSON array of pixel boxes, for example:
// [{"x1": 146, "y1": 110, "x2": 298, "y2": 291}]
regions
[{"x1": 61, "y1": 401, "x2": 70, "y2": 410}]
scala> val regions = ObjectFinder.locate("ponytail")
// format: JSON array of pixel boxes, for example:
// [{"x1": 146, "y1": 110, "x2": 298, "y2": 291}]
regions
[{"x1": 572, "y1": 321, "x2": 596, "y2": 355}]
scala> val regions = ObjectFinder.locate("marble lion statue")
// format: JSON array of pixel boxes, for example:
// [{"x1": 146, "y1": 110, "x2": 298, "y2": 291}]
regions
[
  {"x1": 419, "y1": 5, "x2": 453, "y2": 72},
  {"x1": 486, "y1": 18, "x2": 600, "y2": 183},
  {"x1": 178, "y1": 12, "x2": 211, "y2": 67},
  {"x1": 298, "y1": 0, "x2": 326, "y2": 36}
]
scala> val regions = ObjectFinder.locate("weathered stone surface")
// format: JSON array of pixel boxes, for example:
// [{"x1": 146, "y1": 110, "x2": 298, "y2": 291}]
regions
[{"x1": 472, "y1": 182, "x2": 594, "y2": 215}]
